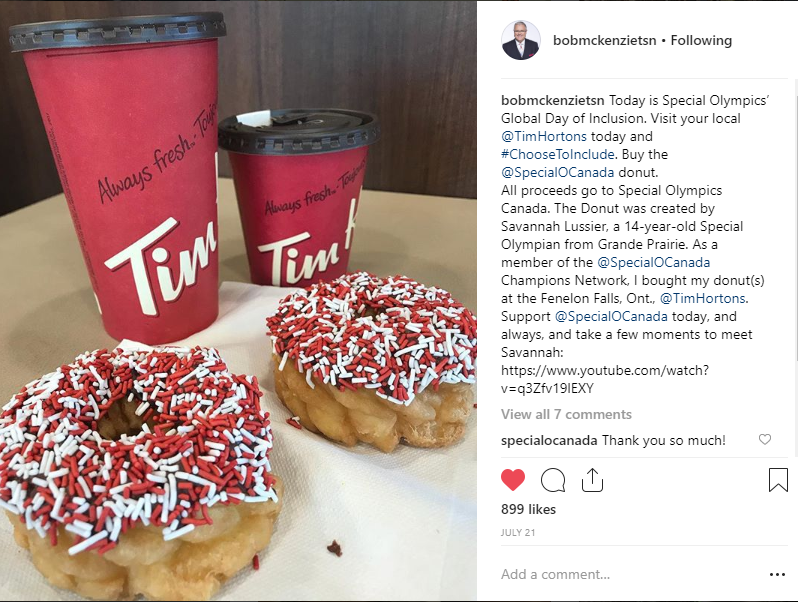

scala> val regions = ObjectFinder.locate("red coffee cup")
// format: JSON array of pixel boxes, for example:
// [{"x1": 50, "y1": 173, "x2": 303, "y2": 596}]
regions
[
  {"x1": 218, "y1": 109, "x2": 380, "y2": 287},
  {"x1": 10, "y1": 14, "x2": 226, "y2": 344}
]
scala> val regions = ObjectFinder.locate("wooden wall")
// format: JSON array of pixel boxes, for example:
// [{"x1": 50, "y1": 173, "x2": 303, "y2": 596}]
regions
[{"x1": 0, "y1": 1, "x2": 476, "y2": 215}]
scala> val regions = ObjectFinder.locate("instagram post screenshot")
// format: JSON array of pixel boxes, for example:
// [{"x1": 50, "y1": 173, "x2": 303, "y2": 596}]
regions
[{"x1": 0, "y1": 1, "x2": 794, "y2": 601}]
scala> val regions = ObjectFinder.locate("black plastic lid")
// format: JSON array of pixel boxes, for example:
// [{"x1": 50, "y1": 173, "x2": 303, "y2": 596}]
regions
[
  {"x1": 9, "y1": 13, "x2": 226, "y2": 52},
  {"x1": 218, "y1": 109, "x2": 380, "y2": 156}
]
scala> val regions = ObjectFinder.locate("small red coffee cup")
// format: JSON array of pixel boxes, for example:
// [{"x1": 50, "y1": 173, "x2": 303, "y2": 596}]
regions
[
  {"x1": 10, "y1": 13, "x2": 226, "y2": 344},
  {"x1": 218, "y1": 109, "x2": 380, "y2": 287}
]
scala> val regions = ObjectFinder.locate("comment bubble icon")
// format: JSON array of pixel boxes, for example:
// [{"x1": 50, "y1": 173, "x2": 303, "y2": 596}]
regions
[{"x1": 541, "y1": 468, "x2": 566, "y2": 492}]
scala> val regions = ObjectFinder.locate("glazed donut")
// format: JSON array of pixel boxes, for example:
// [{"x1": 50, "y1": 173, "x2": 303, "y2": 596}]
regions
[
  {"x1": 266, "y1": 272, "x2": 477, "y2": 452},
  {"x1": 0, "y1": 346, "x2": 282, "y2": 601}
]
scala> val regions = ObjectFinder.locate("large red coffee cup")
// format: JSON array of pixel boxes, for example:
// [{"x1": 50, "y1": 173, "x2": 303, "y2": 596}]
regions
[
  {"x1": 10, "y1": 14, "x2": 226, "y2": 344},
  {"x1": 218, "y1": 109, "x2": 380, "y2": 287}
]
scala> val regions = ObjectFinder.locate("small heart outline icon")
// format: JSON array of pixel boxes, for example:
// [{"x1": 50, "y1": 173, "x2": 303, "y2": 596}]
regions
[
  {"x1": 759, "y1": 434, "x2": 771, "y2": 445},
  {"x1": 501, "y1": 469, "x2": 525, "y2": 491}
]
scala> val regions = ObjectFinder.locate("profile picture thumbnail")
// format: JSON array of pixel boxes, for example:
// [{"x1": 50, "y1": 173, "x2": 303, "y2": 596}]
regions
[{"x1": 501, "y1": 20, "x2": 541, "y2": 60}]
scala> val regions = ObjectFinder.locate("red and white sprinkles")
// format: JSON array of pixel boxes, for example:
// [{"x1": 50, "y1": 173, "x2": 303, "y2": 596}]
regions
[
  {"x1": 0, "y1": 347, "x2": 277, "y2": 556},
  {"x1": 266, "y1": 272, "x2": 477, "y2": 405}
]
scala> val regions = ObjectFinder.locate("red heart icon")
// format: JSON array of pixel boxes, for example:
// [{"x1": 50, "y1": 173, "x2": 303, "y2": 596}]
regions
[{"x1": 501, "y1": 469, "x2": 525, "y2": 491}]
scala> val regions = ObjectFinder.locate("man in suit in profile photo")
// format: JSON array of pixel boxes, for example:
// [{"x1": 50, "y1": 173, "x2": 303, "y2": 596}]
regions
[{"x1": 503, "y1": 22, "x2": 538, "y2": 60}]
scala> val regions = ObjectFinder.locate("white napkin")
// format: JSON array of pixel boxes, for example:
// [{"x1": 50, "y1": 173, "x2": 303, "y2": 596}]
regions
[{"x1": 1, "y1": 282, "x2": 476, "y2": 601}]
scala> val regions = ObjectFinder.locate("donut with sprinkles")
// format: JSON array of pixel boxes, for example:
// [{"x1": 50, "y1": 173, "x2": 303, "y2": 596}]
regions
[
  {"x1": 0, "y1": 346, "x2": 283, "y2": 601},
  {"x1": 267, "y1": 272, "x2": 477, "y2": 452}
]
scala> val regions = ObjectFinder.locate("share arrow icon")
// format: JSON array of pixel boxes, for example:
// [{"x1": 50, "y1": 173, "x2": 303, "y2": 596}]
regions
[{"x1": 582, "y1": 468, "x2": 604, "y2": 493}]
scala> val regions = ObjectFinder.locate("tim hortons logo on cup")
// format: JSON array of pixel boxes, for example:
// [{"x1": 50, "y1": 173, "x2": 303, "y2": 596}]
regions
[
  {"x1": 257, "y1": 197, "x2": 357, "y2": 286},
  {"x1": 104, "y1": 218, "x2": 217, "y2": 316}
]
